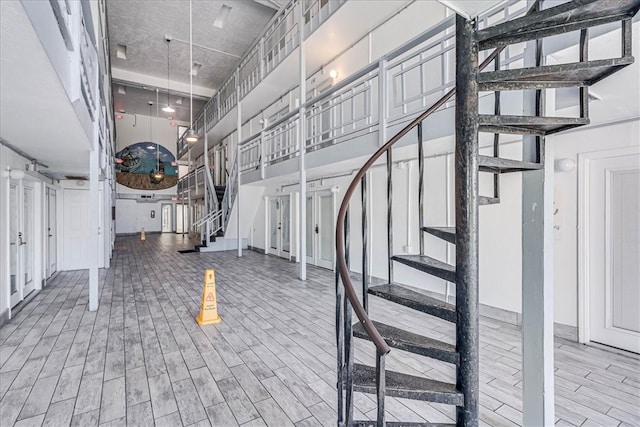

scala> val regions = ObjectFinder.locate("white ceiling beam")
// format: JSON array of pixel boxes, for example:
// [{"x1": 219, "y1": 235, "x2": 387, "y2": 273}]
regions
[{"x1": 111, "y1": 67, "x2": 216, "y2": 98}]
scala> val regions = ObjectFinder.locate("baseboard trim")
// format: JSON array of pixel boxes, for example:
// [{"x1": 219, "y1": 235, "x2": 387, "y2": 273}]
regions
[
  {"x1": 0, "y1": 309, "x2": 9, "y2": 328},
  {"x1": 248, "y1": 246, "x2": 266, "y2": 254}
]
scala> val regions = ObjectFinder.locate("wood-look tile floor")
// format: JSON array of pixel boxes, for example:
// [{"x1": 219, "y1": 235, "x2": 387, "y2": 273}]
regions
[{"x1": 1, "y1": 234, "x2": 638, "y2": 426}]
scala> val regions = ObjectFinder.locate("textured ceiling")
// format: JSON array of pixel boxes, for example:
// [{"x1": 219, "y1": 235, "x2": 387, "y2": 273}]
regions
[
  {"x1": 107, "y1": 0, "x2": 277, "y2": 94},
  {"x1": 112, "y1": 83, "x2": 207, "y2": 123}
]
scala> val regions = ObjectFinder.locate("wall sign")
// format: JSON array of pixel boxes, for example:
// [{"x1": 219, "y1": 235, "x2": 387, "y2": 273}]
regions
[{"x1": 115, "y1": 142, "x2": 178, "y2": 190}]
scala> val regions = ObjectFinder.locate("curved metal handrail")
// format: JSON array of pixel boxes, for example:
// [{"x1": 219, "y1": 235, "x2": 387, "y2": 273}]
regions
[{"x1": 334, "y1": 30, "x2": 517, "y2": 354}]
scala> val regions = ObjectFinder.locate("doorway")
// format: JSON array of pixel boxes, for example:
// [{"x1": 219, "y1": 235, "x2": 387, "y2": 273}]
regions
[
  {"x1": 9, "y1": 179, "x2": 36, "y2": 307},
  {"x1": 161, "y1": 204, "x2": 173, "y2": 233},
  {"x1": 306, "y1": 190, "x2": 335, "y2": 269},
  {"x1": 176, "y1": 204, "x2": 188, "y2": 234},
  {"x1": 268, "y1": 195, "x2": 291, "y2": 259},
  {"x1": 581, "y1": 147, "x2": 640, "y2": 353},
  {"x1": 46, "y1": 187, "x2": 57, "y2": 279}
]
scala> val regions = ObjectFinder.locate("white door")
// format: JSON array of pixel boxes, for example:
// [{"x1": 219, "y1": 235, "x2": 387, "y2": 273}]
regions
[
  {"x1": 9, "y1": 180, "x2": 36, "y2": 307},
  {"x1": 268, "y1": 196, "x2": 291, "y2": 259},
  {"x1": 22, "y1": 184, "x2": 35, "y2": 297},
  {"x1": 47, "y1": 188, "x2": 57, "y2": 278},
  {"x1": 306, "y1": 191, "x2": 335, "y2": 269},
  {"x1": 587, "y1": 151, "x2": 640, "y2": 353},
  {"x1": 9, "y1": 182, "x2": 20, "y2": 307},
  {"x1": 162, "y1": 204, "x2": 173, "y2": 232},
  {"x1": 63, "y1": 189, "x2": 90, "y2": 270},
  {"x1": 176, "y1": 204, "x2": 188, "y2": 234}
]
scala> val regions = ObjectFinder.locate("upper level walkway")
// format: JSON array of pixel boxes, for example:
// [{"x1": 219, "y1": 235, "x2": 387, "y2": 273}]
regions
[{"x1": 0, "y1": 235, "x2": 638, "y2": 426}]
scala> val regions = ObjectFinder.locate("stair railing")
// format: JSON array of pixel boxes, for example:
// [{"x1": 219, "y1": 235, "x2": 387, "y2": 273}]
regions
[{"x1": 334, "y1": 3, "x2": 541, "y2": 421}]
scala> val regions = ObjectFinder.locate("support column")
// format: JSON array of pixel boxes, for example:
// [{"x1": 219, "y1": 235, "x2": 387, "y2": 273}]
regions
[
  {"x1": 454, "y1": 15, "x2": 479, "y2": 426},
  {"x1": 89, "y1": 138, "x2": 100, "y2": 312},
  {"x1": 298, "y1": 2, "x2": 307, "y2": 280},
  {"x1": 237, "y1": 97, "x2": 242, "y2": 257},
  {"x1": 204, "y1": 108, "x2": 210, "y2": 245},
  {"x1": 521, "y1": 41, "x2": 555, "y2": 425}
]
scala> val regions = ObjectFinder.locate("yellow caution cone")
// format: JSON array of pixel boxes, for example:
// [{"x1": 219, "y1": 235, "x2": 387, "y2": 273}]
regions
[
  {"x1": 196, "y1": 269, "x2": 222, "y2": 325},
  {"x1": 140, "y1": 227, "x2": 146, "y2": 241}
]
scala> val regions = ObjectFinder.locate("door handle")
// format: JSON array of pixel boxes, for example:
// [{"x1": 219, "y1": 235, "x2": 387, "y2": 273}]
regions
[{"x1": 315, "y1": 225, "x2": 319, "y2": 234}]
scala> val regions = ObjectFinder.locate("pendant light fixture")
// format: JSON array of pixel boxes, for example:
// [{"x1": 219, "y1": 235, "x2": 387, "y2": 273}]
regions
[
  {"x1": 185, "y1": 0, "x2": 198, "y2": 143},
  {"x1": 150, "y1": 94, "x2": 165, "y2": 184},
  {"x1": 162, "y1": 38, "x2": 175, "y2": 113}
]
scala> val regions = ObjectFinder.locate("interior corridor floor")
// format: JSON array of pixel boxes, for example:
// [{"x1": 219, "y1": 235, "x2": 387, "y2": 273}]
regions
[{"x1": 1, "y1": 233, "x2": 639, "y2": 427}]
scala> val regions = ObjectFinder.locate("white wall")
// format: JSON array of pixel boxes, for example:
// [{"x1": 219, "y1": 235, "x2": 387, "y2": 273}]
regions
[{"x1": 114, "y1": 113, "x2": 187, "y2": 234}]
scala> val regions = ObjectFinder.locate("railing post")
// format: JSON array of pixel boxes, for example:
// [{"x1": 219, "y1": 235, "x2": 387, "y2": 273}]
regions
[
  {"x1": 343, "y1": 211, "x2": 353, "y2": 426},
  {"x1": 455, "y1": 15, "x2": 479, "y2": 427},
  {"x1": 361, "y1": 174, "x2": 368, "y2": 312},
  {"x1": 386, "y1": 148, "x2": 393, "y2": 283},
  {"x1": 378, "y1": 59, "x2": 388, "y2": 147},
  {"x1": 375, "y1": 350, "x2": 386, "y2": 427},
  {"x1": 335, "y1": 264, "x2": 344, "y2": 426},
  {"x1": 417, "y1": 122, "x2": 424, "y2": 256}
]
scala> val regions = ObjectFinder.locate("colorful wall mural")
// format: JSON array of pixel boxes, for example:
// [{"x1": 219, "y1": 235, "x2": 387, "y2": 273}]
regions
[{"x1": 115, "y1": 142, "x2": 178, "y2": 190}]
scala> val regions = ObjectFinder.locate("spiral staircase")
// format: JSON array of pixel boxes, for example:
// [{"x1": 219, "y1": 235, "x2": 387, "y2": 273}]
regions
[{"x1": 334, "y1": 1, "x2": 640, "y2": 425}]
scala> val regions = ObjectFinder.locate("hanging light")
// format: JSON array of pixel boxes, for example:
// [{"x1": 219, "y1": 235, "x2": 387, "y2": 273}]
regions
[
  {"x1": 149, "y1": 97, "x2": 165, "y2": 184},
  {"x1": 185, "y1": 0, "x2": 198, "y2": 144},
  {"x1": 162, "y1": 38, "x2": 175, "y2": 113}
]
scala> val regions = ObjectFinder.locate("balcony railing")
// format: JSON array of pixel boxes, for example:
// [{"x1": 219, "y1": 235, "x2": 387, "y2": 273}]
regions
[{"x1": 178, "y1": 0, "x2": 345, "y2": 159}]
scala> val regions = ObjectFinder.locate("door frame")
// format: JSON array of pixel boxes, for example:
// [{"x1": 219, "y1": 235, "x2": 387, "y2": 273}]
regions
[
  {"x1": 267, "y1": 194, "x2": 292, "y2": 260},
  {"x1": 161, "y1": 203, "x2": 173, "y2": 233},
  {"x1": 8, "y1": 177, "x2": 38, "y2": 308},
  {"x1": 578, "y1": 145, "x2": 640, "y2": 345},
  {"x1": 306, "y1": 189, "x2": 336, "y2": 270},
  {"x1": 45, "y1": 186, "x2": 57, "y2": 280}
]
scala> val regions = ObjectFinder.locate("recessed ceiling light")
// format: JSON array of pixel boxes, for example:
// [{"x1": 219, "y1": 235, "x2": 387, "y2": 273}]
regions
[
  {"x1": 147, "y1": 145, "x2": 156, "y2": 149},
  {"x1": 175, "y1": 97, "x2": 183, "y2": 105},
  {"x1": 116, "y1": 44, "x2": 127, "y2": 60},
  {"x1": 118, "y1": 109, "x2": 126, "y2": 113},
  {"x1": 118, "y1": 86, "x2": 127, "y2": 95},
  {"x1": 190, "y1": 63, "x2": 202, "y2": 77},
  {"x1": 213, "y1": 4, "x2": 232, "y2": 29}
]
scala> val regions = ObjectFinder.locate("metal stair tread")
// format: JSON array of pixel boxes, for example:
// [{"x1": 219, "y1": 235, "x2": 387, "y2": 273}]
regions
[
  {"x1": 353, "y1": 320, "x2": 459, "y2": 365},
  {"x1": 368, "y1": 284, "x2": 457, "y2": 323},
  {"x1": 392, "y1": 255, "x2": 456, "y2": 283},
  {"x1": 479, "y1": 195, "x2": 500, "y2": 206},
  {"x1": 478, "y1": 155, "x2": 542, "y2": 173},
  {"x1": 422, "y1": 226, "x2": 456, "y2": 244},
  {"x1": 478, "y1": 57, "x2": 635, "y2": 90},
  {"x1": 478, "y1": 115, "x2": 589, "y2": 135},
  {"x1": 477, "y1": 0, "x2": 640, "y2": 49},
  {"x1": 353, "y1": 364, "x2": 464, "y2": 406}
]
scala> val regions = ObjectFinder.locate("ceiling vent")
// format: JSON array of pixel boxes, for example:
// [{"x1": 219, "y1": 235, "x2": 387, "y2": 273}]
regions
[
  {"x1": 116, "y1": 44, "x2": 127, "y2": 60},
  {"x1": 213, "y1": 4, "x2": 232, "y2": 29}
]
